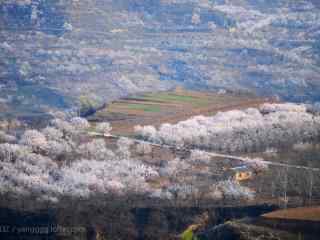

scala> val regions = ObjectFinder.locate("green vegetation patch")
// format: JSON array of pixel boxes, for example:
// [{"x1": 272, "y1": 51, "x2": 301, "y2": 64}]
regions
[
  {"x1": 125, "y1": 103, "x2": 161, "y2": 112},
  {"x1": 141, "y1": 93, "x2": 210, "y2": 106}
]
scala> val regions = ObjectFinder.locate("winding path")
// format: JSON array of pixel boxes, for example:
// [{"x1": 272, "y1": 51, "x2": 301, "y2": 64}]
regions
[{"x1": 89, "y1": 132, "x2": 320, "y2": 172}]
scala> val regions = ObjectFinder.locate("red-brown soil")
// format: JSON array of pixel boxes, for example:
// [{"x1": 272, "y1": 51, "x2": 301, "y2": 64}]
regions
[{"x1": 262, "y1": 206, "x2": 320, "y2": 221}]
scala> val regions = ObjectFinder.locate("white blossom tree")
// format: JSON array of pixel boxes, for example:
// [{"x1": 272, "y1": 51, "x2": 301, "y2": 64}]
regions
[
  {"x1": 78, "y1": 139, "x2": 115, "y2": 161},
  {"x1": 95, "y1": 122, "x2": 112, "y2": 135},
  {"x1": 0, "y1": 143, "x2": 30, "y2": 162},
  {"x1": 117, "y1": 137, "x2": 134, "y2": 159},
  {"x1": 135, "y1": 103, "x2": 320, "y2": 153},
  {"x1": 0, "y1": 131, "x2": 16, "y2": 143},
  {"x1": 136, "y1": 142, "x2": 152, "y2": 156},
  {"x1": 134, "y1": 125, "x2": 158, "y2": 142},
  {"x1": 70, "y1": 117, "x2": 90, "y2": 131},
  {"x1": 42, "y1": 127, "x2": 63, "y2": 141},
  {"x1": 260, "y1": 103, "x2": 307, "y2": 114},
  {"x1": 189, "y1": 150, "x2": 211, "y2": 164},
  {"x1": 50, "y1": 118, "x2": 75, "y2": 135},
  {"x1": 19, "y1": 130, "x2": 48, "y2": 152},
  {"x1": 217, "y1": 180, "x2": 255, "y2": 200}
]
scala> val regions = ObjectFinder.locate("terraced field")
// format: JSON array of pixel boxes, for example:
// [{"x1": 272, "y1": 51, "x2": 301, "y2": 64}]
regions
[{"x1": 90, "y1": 89, "x2": 271, "y2": 135}]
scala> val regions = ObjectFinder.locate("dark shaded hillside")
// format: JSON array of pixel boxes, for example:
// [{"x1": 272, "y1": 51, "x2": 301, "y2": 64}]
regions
[{"x1": 0, "y1": 204, "x2": 277, "y2": 240}]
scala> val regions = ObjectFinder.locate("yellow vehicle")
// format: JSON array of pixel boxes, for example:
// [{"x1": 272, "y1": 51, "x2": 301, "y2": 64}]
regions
[
  {"x1": 181, "y1": 212, "x2": 209, "y2": 240},
  {"x1": 181, "y1": 224, "x2": 201, "y2": 240},
  {"x1": 235, "y1": 170, "x2": 253, "y2": 181},
  {"x1": 231, "y1": 166, "x2": 254, "y2": 182}
]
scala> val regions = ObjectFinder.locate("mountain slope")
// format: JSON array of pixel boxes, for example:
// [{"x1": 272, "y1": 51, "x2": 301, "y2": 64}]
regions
[{"x1": 1, "y1": 0, "x2": 320, "y2": 114}]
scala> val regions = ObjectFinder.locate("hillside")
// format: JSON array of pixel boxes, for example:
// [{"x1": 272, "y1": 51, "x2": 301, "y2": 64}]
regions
[
  {"x1": 1, "y1": 3, "x2": 320, "y2": 238},
  {"x1": 1, "y1": 0, "x2": 320, "y2": 117}
]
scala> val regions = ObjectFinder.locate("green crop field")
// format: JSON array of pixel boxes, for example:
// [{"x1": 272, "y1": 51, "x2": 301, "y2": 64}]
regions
[
  {"x1": 125, "y1": 103, "x2": 161, "y2": 112},
  {"x1": 140, "y1": 92, "x2": 211, "y2": 107}
]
